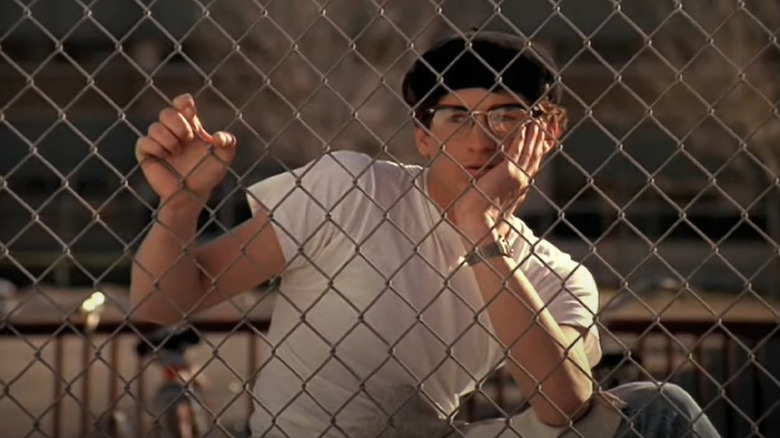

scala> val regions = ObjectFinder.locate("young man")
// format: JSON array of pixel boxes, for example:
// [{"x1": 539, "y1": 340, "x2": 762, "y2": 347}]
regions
[{"x1": 131, "y1": 32, "x2": 720, "y2": 437}]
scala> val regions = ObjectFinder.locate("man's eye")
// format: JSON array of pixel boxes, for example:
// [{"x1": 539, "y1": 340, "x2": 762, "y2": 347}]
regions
[
  {"x1": 447, "y1": 113, "x2": 470, "y2": 124},
  {"x1": 498, "y1": 110, "x2": 530, "y2": 122}
]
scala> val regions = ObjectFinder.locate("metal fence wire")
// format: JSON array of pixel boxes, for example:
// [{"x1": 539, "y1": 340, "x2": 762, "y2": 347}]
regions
[{"x1": 1, "y1": 0, "x2": 780, "y2": 437}]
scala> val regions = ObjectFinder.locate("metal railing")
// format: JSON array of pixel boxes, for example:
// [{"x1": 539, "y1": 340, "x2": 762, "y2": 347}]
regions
[{"x1": 3, "y1": 307, "x2": 778, "y2": 437}]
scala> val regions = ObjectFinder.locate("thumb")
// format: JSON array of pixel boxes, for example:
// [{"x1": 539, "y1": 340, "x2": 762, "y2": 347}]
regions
[
  {"x1": 211, "y1": 131, "x2": 238, "y2": 164},
  {"x1": 188, "y1": 112, "x2": 237, "y2": 150},
  {"x1": 212, "y1": 131, "x2": 237, "y2": 149},
  {"x1": 192, "y1": 117, "x2": 236, "y2": 150},
  {"x1": 172, "y1": 93, "x2": 236, "y2": 150}
]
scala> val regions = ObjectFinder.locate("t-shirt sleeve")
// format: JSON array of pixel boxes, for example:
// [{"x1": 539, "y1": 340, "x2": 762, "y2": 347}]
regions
[
  {"x1": 245, "y1": 151, "x2": 372, "y2": 272},
  {"x1": 515, "y1": 226, "x2": 603, "y2": 367}
]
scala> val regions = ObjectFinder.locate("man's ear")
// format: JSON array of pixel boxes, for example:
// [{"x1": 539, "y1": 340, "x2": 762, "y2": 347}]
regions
[{"x1": 414, "y1": 126, "x2": 435, "y2": 159}]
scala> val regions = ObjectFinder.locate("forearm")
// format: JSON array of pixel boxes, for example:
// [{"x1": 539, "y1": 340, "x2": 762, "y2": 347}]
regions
[
  {"x1": 470, "y1": 256, "x2": 593, "y2": 424},
  {"x1": 470, "y1": 254, "x2": 593, "y2": 425},
  {"x1": 130, "y1": 199, "x2": 206, "y2": 324}
]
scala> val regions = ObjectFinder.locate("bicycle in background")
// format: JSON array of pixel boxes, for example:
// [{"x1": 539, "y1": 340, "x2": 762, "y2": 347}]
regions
[
  {"x1": 136, "y1": 326, "x2": 212, "y2": 438},
  {"x1": 80, "y1": 291, "x2": 214, "y2": 438},
  {"x1": 81, "y1": 291, "x2": 138, "y2": 438}
]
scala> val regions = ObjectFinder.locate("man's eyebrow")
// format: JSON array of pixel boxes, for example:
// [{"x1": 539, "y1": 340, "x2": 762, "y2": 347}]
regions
[
  {"x1": 486, "y1": 103, "x2": 528, "y2": 111},
  {"x1": 433, "y1": 104, "x2": 468, "y2": 110},
  {"x1": 435, "y1": 103, "x2": 527, "y2": 111}
]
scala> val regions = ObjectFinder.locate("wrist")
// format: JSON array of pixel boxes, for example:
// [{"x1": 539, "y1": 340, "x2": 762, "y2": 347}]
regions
[
  {"x1": 464, "y1": 235, "x2": 515, "y2": 266},
  {"x1": 459, "y1": 219, "x2": 499, "y2": 248},
  {"x1": 451, "y1": 205, "x2": 494, "y2": 240},
  {"x1": 452, "y1": 208, "x2": 517, "y2": 249},
  {"x1": 156, "y1": 191, "x2": 205, "y2": 227}
]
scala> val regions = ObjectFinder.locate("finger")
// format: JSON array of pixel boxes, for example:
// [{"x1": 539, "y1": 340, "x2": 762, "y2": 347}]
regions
[
  {"x1": 190, "y1": 115, "x2": 217, "y2": 146},
  {"x1": 505, "y1": 125, "x2": 524, "y2": 162},
  {"x1": 147, "y1": 122, "x2": 181, "y2": 156},
  {"x1": 159, "y1": 107, "x2": 195, "y2": 144},
  {"x1": 171, "y1": 92, "x2": 235, "y2": 150},
  {"x1": 539, "y1": 121, "x2": 557, "y2": 155},
  {"x1": 135, "y1": 137, "x2": 170, "y2": 163},
  {"x1": 172, "y1": 93, "x2": 196, "y2": 119},
  {"x1": 191, "y1": 115, "x2": 236, "y2": 149},
  {"x1": 527, "y1": 124, "x2": 549, "y2": 176},
  {"x1": 517, "y1": 122, "x2": 540, "y2": 172}
]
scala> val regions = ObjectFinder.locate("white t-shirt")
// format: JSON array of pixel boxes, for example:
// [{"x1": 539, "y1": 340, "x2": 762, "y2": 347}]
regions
[{"x1": 246, "y1": 151, "x2": 601, "y2": 438}]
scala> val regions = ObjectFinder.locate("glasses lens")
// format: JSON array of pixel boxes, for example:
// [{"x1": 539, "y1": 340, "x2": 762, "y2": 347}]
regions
[
  {"x1": 432, "y1": 108, "x2": 468, "y2": 125},
  {"x1": 431, "y1": 108, "x2": 472, "y2": 137},
  {"x1": 488, "y1": 106, "x2": 533, "y2": 134}
]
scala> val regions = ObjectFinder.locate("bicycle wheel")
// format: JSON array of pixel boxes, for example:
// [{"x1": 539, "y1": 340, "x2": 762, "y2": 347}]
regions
[{"x1": 92, "y1": 409, "x2": 137, "y2": 438}]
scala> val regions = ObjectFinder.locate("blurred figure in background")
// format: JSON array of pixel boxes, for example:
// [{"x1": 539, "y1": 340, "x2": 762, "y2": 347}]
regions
[{"x1": 0, "y1": 278, "x2": 18, "y2": 319}]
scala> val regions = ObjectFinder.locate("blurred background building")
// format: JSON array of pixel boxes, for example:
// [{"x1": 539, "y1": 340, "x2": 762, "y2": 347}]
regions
[{"x1": 1, "y1": 0, "x2": 777, "y2": 295}]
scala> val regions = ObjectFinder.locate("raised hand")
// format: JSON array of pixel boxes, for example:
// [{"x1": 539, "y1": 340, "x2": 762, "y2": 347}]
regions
[
  {"x1": 451, "y1": 121, "x2": 557, "y2": 242},
  {"x1": 135, "y1": 93, "x2": 236, "y2": 206}
]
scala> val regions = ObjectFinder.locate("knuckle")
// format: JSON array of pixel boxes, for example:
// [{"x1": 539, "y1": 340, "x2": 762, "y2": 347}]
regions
[
  {"x1": 149, "y1": 122, "x2": 168, "y2": 138},
  {"x1": 160, "y1": 108, "x2": 181, "y2": 127},
  {"x1": 135, "y1": 138, "x2": 145, "y2": 154},
  {"x1": 173, "y1": 93, "x2": 194, "y2": 109},
  {"x1": 157, "y1": 107, "x2": 170, "y2": 122},
  {"x1": 135, "y1": 138, "x2": 156, "y2": 159},
  {"x1": 163, "y1": 109, "x2": 192, "y2": 138},
  {"x1": 153, "y1": 124, "x2": 171, "y2": 145}
]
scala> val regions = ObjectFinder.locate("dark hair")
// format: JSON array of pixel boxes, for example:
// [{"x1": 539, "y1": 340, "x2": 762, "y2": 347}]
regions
[{"x1": 402, "y1": 31, "x2": 566, "y2": 129}]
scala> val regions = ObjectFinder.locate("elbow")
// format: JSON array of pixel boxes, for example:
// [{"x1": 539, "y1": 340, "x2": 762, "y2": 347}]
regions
[
  {"x1": 128, "y1": 273, "x2": 209, "y2": 326},
  {"x1": 130, "y1": 306, "x2": 180, "y2": 326},
  {"x1": 129, "y1": 289, "x2": 180, "y2": 326},
  {"x1": 129, "y1": 301, "x2": 173, "y2": 326}
]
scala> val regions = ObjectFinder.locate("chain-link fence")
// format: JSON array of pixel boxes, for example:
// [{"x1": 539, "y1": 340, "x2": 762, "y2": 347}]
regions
[{"x1": 1, "y1": 0, "x2": 780, "y2": 437}]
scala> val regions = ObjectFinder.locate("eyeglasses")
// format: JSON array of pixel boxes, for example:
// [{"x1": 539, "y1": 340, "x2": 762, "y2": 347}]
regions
[{"x1": 426, "y1": 104, "x2": 544, "y2": 138}]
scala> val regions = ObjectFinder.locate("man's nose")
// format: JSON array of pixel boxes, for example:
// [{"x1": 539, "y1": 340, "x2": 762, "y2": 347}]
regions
[{"x1": 467, "y1": 117, "x2": 500, "y2": 151}]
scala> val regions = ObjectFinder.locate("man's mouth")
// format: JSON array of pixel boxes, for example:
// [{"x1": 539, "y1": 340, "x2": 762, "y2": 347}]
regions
[
  {"x1": 465, "y1": 167, "x2": 481, "y2": 177},
  {"x1": 465, "y1": 163, "x2": 496, "y2": 177}
]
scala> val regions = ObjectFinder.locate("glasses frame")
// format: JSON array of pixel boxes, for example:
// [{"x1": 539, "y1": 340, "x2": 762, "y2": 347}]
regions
[{"x1": 425, "y1": 103, "x2": 546, "y2": 138}]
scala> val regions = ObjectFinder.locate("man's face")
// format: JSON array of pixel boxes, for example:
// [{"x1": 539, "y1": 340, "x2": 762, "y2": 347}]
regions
[{"x1": 415, "y1": 88, "x2": 551, "y2": 203}]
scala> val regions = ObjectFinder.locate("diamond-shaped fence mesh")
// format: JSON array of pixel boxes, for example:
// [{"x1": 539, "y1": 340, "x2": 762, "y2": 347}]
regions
[{"x1": 1, "y1": 0, "x2": 779, "y2": 437}]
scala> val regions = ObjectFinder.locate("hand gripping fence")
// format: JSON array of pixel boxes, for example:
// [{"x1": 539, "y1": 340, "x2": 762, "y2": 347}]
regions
[{"x1": 1, "y1": 1, "x2": 779, "y2": 437}]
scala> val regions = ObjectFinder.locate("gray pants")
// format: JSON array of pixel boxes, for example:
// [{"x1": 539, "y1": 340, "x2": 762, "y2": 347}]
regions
[
  {"x1": 252, "y1": 382, "x2": 721, "y2": 437},
  {"x1": 609, "y1": 382, "x2": 720, "y2": 438}
]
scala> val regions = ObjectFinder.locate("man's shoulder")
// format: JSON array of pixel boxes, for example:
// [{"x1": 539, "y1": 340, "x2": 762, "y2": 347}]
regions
[
  {"x1": 310, "y1": 151, "x2": 417, "y2": 174},
  {"x1": 322, "y1": 151, "x2": 423, "y2": 187},
  {"x1": 511, "y1": 216, "x2": 596, "y2": 283},
  {"x1": 294, "y1": 150, "x2": 372, "y2": 179},
  {"x1": 322, "y1": 150, "x2": 373, "y2": 169},
  {"x1": 510, "y1": 216, "x2": 568, "y2": 260}
]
